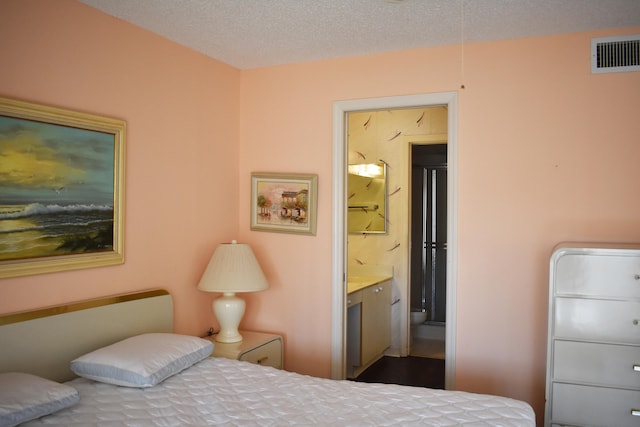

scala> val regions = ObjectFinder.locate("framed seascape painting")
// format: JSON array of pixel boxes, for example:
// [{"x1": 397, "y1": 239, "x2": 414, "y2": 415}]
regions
[
  {"x1": 0, "y1": 97, "x2": 125, "y2": 279},
  {"x1": 251, "y1": 173, "x2": 317, "y2": 235}
]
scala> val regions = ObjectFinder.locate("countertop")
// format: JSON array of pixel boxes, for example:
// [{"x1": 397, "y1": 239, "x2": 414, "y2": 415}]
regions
[{"x1": 347, "y1": 275, "x2": 392, "y2": 294}]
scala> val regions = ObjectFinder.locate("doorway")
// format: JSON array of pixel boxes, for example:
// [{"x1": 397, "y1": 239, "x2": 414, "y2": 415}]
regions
[
  {"x1": 331, "y1": 92, "x2": 458, "y2": 390},
  {"x1": 410, "y1": 144, "x2": 447, "y2": 361}
]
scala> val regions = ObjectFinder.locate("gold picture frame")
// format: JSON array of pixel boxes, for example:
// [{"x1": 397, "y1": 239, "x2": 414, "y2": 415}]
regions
[
  {"x1": 0, "y1": 97, "x2": 125, "y2": 279},
  {"x1": 251, "y1": 172, "x2": 317, "y2": 235}
]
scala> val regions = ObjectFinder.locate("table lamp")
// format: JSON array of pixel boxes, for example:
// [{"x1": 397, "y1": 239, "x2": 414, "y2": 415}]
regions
[{"x1": 197, "y1": 240, "x2": 269, "y2": 343}]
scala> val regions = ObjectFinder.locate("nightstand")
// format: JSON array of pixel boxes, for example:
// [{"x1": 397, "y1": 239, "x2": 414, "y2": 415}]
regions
[{"x1": 204, "y1": 331, "x2": 283, "y2": 369}]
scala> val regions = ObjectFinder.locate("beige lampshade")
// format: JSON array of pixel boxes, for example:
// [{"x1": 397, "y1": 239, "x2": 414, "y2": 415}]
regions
[{"x1": 197, "y1": 240, "x2": 269, "y2": 293}]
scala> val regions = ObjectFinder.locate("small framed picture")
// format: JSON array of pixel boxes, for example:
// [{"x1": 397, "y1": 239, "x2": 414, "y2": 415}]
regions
[{"x1": 251, "y1": 172, "x2": 317, "y2": 235}]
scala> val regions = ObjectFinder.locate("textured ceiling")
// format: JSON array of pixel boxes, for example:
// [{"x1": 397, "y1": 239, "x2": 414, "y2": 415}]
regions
[{"x1": 79, "y1": 0, "x2": 640, "y2": 69}]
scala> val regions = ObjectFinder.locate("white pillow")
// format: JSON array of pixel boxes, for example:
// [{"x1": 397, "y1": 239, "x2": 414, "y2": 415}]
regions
[
  {"x1": 0, "y1": 372, "x2": 79, "y2": 427},
  {"x1": 70, "y1": 333, "x2": 214, "y2": 388}
]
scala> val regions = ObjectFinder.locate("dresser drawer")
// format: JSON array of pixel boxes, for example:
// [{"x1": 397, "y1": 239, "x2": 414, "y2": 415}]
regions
[
  {"x1": 555, "y1": 252, "x2": 640, "y2": 299},
  {"x1": 553, "y1": 340, "x2": 640, "y2": 388},
  {"x1": 238, "y1": 338, "x2": 282, "y2": 369},
  {"x1": 554, "y1": 297, "x2": 640, "y2": 344},
  {"x1": 551, "y1": 383, "x2": 640, "y2": 427}
]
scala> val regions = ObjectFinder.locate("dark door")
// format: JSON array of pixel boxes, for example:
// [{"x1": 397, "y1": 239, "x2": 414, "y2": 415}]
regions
[{"x1": 410, "y1": 144, "x2": 447, "y2": 323}]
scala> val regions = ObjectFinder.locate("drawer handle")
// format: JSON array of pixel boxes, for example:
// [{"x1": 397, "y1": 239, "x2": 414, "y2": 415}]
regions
[
  {"x1": 632, "y1": 409, "x2": 640, "y2": 417},
  {"x1": 634, "y1": 365, "x2": 640, "y2": 372},
  {"x1": 257, "y1": 356, "x2": 269, "y2": 364},
  {"x1": 634, "y1": 319, "x2": 639, "y2": 326},
  {"x1": 635, "y1": 274, "x2": 640, "y2": 281}
]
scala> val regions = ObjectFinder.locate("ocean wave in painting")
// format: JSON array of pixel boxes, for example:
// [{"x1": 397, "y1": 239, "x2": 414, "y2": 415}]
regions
[
  {"x1": 0, "y1": 203, "x2": 114, "y2": 260},
  {"x1": 0, "y1": 203, "x2": 112, "y2": 219}
]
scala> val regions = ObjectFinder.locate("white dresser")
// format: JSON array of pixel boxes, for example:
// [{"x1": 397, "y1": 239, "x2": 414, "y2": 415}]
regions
[{"x1": 545, "y1": 243, "x2": 640, "y2": 427}]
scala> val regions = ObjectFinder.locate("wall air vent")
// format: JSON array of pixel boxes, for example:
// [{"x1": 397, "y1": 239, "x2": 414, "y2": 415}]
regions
[{"x1": 591, "y1": 35, "x2": 640, "y2": 74}]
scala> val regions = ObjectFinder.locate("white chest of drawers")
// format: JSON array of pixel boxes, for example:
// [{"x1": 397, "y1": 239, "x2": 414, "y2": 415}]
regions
[{"x1": 545, "y1": 244, "x2": 640, "y2": 427}]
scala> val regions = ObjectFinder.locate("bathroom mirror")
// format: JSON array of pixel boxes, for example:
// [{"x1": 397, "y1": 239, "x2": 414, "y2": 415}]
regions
[{"x1": 347, "y1": 162, "x2": 387, "y2": 234}]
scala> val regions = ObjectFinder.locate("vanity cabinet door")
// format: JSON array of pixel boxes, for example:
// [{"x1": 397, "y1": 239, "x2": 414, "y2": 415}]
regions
[{"x1": 361, "y1": 280, "x2": 391, "y2": 366}]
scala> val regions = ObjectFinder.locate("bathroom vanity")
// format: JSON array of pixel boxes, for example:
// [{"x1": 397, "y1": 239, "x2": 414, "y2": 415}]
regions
[{"x1": 346, "y1": 266, "x2": 393, "y2": 378}]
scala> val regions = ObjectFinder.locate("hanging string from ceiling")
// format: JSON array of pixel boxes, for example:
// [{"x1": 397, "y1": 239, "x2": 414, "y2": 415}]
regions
[{"x1": 460, "y1": 0, "x2": 466, "y2": 90}]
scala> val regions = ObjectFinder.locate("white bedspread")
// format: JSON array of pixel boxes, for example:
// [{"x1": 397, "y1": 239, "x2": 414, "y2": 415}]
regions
[{"x1": 25, "y1": 357, "x2": 535, "y2": 426}]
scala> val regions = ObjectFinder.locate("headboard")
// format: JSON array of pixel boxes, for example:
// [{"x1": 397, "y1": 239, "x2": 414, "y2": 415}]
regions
[{"x1": 0, "y1": 289, "x2": 173, "y2": 382}]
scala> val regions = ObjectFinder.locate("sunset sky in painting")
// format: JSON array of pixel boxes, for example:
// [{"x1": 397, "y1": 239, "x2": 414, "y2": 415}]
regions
[{"x1": 0, "y1": 116, "x2": 115, "y2": 206}]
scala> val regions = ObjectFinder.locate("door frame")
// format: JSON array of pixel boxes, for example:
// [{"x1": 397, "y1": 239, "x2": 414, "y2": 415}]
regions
[{"x1": 331, "y1": 92, "x2": 458, "y2": 390}]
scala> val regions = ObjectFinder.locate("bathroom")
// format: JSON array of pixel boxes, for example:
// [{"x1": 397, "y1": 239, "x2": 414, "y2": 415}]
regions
[{"x1": 346, "y1": 105, "x2": 448, "y2": 371}]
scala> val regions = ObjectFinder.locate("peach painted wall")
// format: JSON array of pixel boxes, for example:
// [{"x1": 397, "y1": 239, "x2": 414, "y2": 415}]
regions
[
  {"x1": 238, "y1": 27, "x2": 640, "y2": 423},
  {"x1": 0, "y1": 0, "x2": 240, "y2": 335}
]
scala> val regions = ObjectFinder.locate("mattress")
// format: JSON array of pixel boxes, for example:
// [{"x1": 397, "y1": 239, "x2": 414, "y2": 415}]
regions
[{"x1": 25, "y1": 357, "x2": 535, "y2": 426}]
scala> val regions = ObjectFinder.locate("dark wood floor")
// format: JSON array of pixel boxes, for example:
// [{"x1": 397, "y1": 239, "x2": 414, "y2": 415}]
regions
[{"x1": 352, "y1": 356, "x2": 445, "y2": 389}]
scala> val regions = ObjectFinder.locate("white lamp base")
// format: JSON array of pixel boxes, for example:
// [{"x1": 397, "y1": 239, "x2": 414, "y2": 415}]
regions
[{"x1": 213, "y1": 292, "x2": 245, "y2": 343}]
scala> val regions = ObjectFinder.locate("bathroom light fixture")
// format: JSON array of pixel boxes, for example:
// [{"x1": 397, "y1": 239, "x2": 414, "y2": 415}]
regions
[
  {"x1": 348, "y1": 163, "x2": 383, "y2": 178},
  {"x1": 197, "y1": 240, "x2": 269, "y2": 343}
]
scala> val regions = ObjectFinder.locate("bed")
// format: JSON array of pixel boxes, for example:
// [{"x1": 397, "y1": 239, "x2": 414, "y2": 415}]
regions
[{"x1": 0, "y1": 289, "x2": 535, "y2": 426}]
